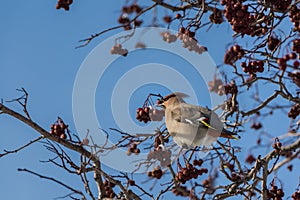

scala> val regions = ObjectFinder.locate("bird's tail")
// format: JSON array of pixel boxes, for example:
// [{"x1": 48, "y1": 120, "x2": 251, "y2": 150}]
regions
[{"x1": 220, "y1": 129, "x2": 240, "y2": 140}]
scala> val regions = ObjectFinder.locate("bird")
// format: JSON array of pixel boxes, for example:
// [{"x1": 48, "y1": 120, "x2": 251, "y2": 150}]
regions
[{"x1": 158, "y1": 92, "x2": 238, "y2": 148}]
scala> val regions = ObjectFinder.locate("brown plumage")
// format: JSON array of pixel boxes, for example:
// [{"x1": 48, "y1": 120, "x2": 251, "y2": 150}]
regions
[{"x1": 160, "y1": 92, "x2": 238, "y2": 148}]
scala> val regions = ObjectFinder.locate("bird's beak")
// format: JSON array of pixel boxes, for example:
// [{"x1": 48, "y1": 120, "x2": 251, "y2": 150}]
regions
[{"x1": 156, "y1": 103, "x2": 165, "y2": 109}]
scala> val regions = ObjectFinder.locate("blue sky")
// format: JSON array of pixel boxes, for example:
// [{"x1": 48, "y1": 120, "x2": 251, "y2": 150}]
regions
[
  {"x1": 1, "y1": 1, "x2": 299, "y2": 199},
  {"x1": 0, "y1": 1, "x2": 116, "y2": 199}
]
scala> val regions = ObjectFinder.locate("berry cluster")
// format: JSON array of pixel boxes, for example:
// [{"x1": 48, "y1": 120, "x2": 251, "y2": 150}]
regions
[
  {"x1": 251, "y1": 122, "x2": 262, "y2": 130},
  {"x1": 103, "y1": 180, "x2": 116, "y2": 198},
  {"x1": 267, "y1": 184, "x2": 285, "y2": 200},
  {"x1": 209, "y1": 8, "x2": 223, "y2": 24},
  {"x1": 160, "y1": 28, "x2": 207, "y2": 54},
  {"x1": 224, "y1": 81, "x2": 238, "y2": 95},
  {"x1": 241, "y1": 60, "x2": 264, "y2": 78},
  {"x1": 136, "y1": 107, "x2": 164, "y2": 123},
  {"x1": 179, "y1": 27, "x2": 195, "y2": 38},
  {"x1": 289, "y1": 5, "x2": 300, "y2": 32},
  {"x1": 118, "y1": 16, "x2": 130, "y2": 25},
  {"x1": 268, "y1": 36, "x2": 281, "y2": 51},
  {"x1": 288, "y1": 70, "x2": 300, "y2": 88},
  {"x1": 292, "y1": 39, "x2": 300, "y2": 54},
  {"x1": 292, "y1": 190, "x2": 300, "y2": 200},
  {"x1": 264, "y1": 0, "x2": 291, "y2": 13},
  {"x1": 147, "y1": 136, "x2": 171, "y2": 167},
  {"x1": 121, "y1": 3, "x2": 142, "y2": 14},
  {"x1": 118, "y1": 3, "x2": 143, "y2": 30},
  {"x1": 147, "y1": 166, "x2": 163, "y2": 179},
  {"x1": 161, "y1": 32, "x2": 177, "y2": 43},
  {"x1": 50, "y1": 117, "x2": 68, "y2": 139},
  {"x1": 176, "y1": 161, "x2": 208, "y2": 184},
  {"x1": 277, "y1": 52, "x2": 299, "y2": 71},
  {"x1": 171, "y1": 186, "x2": 189, "y2": 197},
  {"x1": 56, "y1": 0, "x2": 73, "y2": 11},
  {"x1": 127, "y1": 143, "x2": 140, "y2": 155},
  {"x1": 208, "y1": 76, "x2": 225, "y2": 96},
  {"x1": 285, "y1": 52, "x2": 299, "y2": 67},
  {"x1": 193, "y1": 159, "x2": 204, "y2": 166},
  {"x1": 110, "y1": 44, "x2": 128, "y2": 56},
  {"x1": 245, "y1": 154, "x2": 256, "y2": 164},
  {"x1": 288, "y1": 104, "x2": 300, "y2": 119},
  {"x1": 221, "y1": 1, "x2": 269, "y2": 36},
  {"x1": 136, "y1": 107, "x2": 150, "y2": 123},
  {"x1": 177, "y1": 27, "x2": 207, "y2": 54},
  {"x1": 272, "y1": 138, "x2": 282, "y2": 153},
  {"x1": 224, "y1": 45, "x2": 245, "y2": 65}
]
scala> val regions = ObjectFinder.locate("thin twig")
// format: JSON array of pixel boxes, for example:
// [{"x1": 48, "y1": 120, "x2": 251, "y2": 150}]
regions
[
  {"x1": 18, "y1": 168, "x2": 86, "y2": 199},
  {"x1": 0, "y1": 136, "x2": 43, "y2": 158}
]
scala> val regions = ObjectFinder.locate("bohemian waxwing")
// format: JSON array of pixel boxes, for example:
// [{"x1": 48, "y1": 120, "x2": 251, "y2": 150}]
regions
[{"x1": 159, "y1": 92, "x2": 238, "y2": 148}]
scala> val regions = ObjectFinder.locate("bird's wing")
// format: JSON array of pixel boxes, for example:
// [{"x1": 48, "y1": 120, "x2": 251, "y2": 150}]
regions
[{"x1": 170, "y1": 103, "x2": 220, "y2": 129}]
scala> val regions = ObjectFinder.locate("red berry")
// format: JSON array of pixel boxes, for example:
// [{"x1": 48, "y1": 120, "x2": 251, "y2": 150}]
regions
[
  {"x1": 188, "y1": 31, "x2": 195, "y2": 37},
  {"x1": 283, "y1": 54, "x2": 290, "y2": 61},
  {"x1": 179, "y1": 27, "x2": 186, "y2": 33},
  {"x1": 257, "y1": 60, "x2": 264, "y2": 67},
  {"x1": 163, "y1": 16, "x2": 172, "y2": 23},
  {"x1": 293, "y1": 60, "x2": 300, "y2": 68},
  {"x1": 233, "y1": 45, "x2": 241, "y2": 52},
  {"x1": 258, "y1": 66, "x2": 264, "y2": 72},
  {"x1": 132, "y1": 143, "x2": 137, "y2": 149},
  {"x1": 175, "y1": 13, "x2": 182, "y2": 19},
  {"x1": 290, "y1": 52, "x2": 297, "y2": 59},
  {"x1": 144, "y1": 107, "x2": 150, "y2": 113},
  {"x1": 134, "y1": 148, "x2": 140, "y2": 154},
  {"x1": 277, "y1": 142, "x2": 282, "y2": 148},
  {"x1": 277, "y1": 58, "x2": 285, "y2": 65},
  {"x1": 60, "y1": 133, "x2": 67, "y2": 139},
  {"x1": 279, "y1": 63, "x2": 286, "y2": 71},
  {"x1": 241, "y1": 62, "x2": 247, "y2": 68},
  {"x1": 128, "y1": 179, "x2": 135, "y2": 186}
]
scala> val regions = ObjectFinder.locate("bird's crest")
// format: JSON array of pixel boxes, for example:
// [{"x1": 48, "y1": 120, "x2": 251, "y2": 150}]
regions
[{"x1": 163, "y1": 92, "x2": 189, "y2": 101}]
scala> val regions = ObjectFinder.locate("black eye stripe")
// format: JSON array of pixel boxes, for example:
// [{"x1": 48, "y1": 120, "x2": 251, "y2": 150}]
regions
[{"x1": 163, "y1": 94, "x2": 176, "y2": 101}]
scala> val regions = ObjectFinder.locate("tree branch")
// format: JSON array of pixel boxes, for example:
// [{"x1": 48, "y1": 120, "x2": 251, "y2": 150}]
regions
[
  {"x1": 0, "y1": 136, "x2": 43, "y2": 158},
  {"x1": 0, "y1": 103, "x2": 142, "y2": 199},
  {"x1": 18, "y1": 168, "x2": 86, "y2": 199},
  {"x1": 241, "y1": 91, "x2": 279, "y2": 117}
]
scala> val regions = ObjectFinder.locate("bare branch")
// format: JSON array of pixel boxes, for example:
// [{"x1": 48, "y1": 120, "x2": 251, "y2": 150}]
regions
[
  {"x1": 273, "y1": 149, "x2": 300, "y2": 172},
  {"x1": 77, "y1": 3, "x2": 158, "y2": 48},
  {"x1": 241, "y1": 91, "x2": 279, "y2": 117},
  {"x1": 18, "y1": 168, "x2": 86, "y2": 199},
  {"x1": 0, "y1": 136, "x2": 43, "y2": 158}
]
